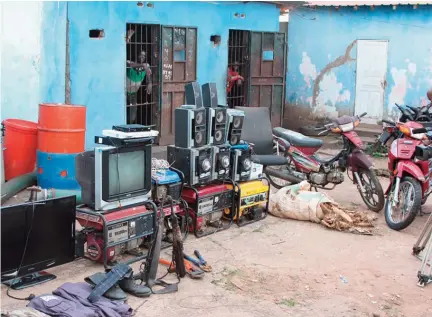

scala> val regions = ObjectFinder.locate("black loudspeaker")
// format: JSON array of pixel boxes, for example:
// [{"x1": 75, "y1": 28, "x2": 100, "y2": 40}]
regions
[
  {"x1": 206, "y1": 107, "x2": 227, "y2": 146},
  {"x1": 230, "y1": 148, "x2": 252, "y2": 182},
  {"x1": 185, "y1": 82, "x2": 203, "y2": 108},
  {"x1": 175, "y1": 106, "x2": 208, "y2": 148},
  {"x1": 212, "y1": 145, "x2": 231, "y2": 180},
  {"x1": 226, "y1": 109, "x2": 245, "y2": 146},
  {"x1": 167, "y1": 145, "x2": 213, "y2": 186},
  {"x1": 202, "y1": 83, "x2": 218, "y2": 108}
]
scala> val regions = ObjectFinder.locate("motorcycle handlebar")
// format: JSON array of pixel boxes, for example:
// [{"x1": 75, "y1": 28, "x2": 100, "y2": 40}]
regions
[
  {"x1": 359, "y1": 112, "x2": 367, "y2": 118},
  {"x1": 381, "y1": 119, "x2": 396, "y2": 126}
]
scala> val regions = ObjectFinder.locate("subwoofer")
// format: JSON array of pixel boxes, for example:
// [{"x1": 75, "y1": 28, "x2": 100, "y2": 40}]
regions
[
  {"x1": 167, "y1": 145, "x2": 214, "y2": 186},
  {"x1": 175, "y1": 106, "x2": 208, "y2": 148},
  {"x1": 230, "y1": 148, "x2": 252, "y2": 182},
  {"x1": 206, "y1": 107, "x2": 227, "y2": 146},
  {"x1": 212, "y1": 144, "x2": 231, "y2": 181},
  {"x1": 202, "y1": 83, "x2": 218, "y2": 108},
  {"x1": 185, "y1": 82, "x2": 203, "y2": 108},
  {"x1": 226, "y1": 109, "x2": 245, "y2": 146}
]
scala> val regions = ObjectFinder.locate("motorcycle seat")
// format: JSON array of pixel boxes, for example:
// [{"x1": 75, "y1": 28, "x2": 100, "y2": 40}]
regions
[
  {"x1": 273, "y1": 127, "x2": 324, "y2": 148},
  {"x1": 312, "y1": 152, "x2": 339, "y2": 164},
  {"x1": 251, "y1": 155, "x2": 288, "y2": 166}
]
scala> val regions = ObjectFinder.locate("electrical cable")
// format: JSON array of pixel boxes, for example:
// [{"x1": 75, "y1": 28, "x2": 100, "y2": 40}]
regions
[{"x1": 5, "y1": 201, "x2": 45, "y2": 301}]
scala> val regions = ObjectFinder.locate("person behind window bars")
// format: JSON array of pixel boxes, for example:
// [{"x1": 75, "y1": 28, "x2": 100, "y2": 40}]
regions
[
  {"x1": 126, "y1": 29, "x2": 152, "y2": 124},
  {"x1": 226, "y1": 63, "x2": 244, "y2": 95}
]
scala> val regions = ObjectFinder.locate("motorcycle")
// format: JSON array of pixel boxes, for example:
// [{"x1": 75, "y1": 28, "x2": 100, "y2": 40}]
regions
[
  {"x1": 267, "y1": 112, "x2": 385, "y2": 212},
  {"x1": 380, "y1": 120, "x2": 432, "y2": 231}
]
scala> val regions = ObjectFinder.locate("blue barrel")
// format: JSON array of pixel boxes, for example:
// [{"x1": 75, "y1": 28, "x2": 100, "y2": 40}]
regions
[{"x1": 36, "y1": 151, "x2": 80, "y2": 190}]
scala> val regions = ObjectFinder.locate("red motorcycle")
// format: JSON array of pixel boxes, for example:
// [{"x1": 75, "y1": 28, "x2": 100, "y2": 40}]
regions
[
  {"x1": 266, "y1": 112, "x2": 384, "y2": 212},
  {"x1": 380, "y1": 120, "x2": 432, "y2": 230}
]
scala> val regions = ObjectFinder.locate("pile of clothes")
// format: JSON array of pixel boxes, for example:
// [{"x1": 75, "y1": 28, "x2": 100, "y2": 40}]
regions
[{"x1": 3, "y1": 264, "x2": 151, "y2": 317}]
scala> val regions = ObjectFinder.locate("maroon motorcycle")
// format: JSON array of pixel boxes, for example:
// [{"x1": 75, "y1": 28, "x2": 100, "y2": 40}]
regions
[{"x1": 265, "y1": 112, "x2": 384, "y2": 212}]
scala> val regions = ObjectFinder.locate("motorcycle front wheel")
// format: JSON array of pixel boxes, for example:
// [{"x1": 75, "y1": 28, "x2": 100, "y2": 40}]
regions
[
  {"x1": 356, "y1": 168, "x2": 385, "y2": 212},
  {"x1": 385, "y1": 176, "x2": 421, "y2": 231}
]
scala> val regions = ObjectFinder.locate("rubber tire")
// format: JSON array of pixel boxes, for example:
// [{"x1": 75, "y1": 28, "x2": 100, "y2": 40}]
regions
[
  {"x1": 265, "y1": 147, "x2": 296, "y2": 190},
  {"x1": 299, "y1": 124, "x2": 329, "y2": 137},
  {"x1": 384, "y1": 176, "x2": 421, "y2": 231},
  {"x1": 357, "y1": 169, "x2": 385, "y2": 212}
]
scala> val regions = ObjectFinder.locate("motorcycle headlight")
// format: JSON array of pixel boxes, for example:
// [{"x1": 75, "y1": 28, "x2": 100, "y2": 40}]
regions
[
  {"x1": 156, "y1": 185, "x2": 168, "y2": 200},
  {"x1": 243, "y1": 158, "x2": 251, "y2": 171},
  {"x1": 202, "y1": 159, "x2": 211, "y2": 172},
  {"x1": 221, "y1": 156, "x2": 230, "y2": 168}
]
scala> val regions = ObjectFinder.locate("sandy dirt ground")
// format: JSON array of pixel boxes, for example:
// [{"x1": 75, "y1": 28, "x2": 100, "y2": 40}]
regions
[{"x1": 1, "y1": 157, "x2": 432, "y2": 317}]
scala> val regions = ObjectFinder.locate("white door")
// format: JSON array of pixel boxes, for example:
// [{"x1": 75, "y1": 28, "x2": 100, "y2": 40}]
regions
[{"x1": 355, "y1": 40, "x2": 388, "y2": 123}]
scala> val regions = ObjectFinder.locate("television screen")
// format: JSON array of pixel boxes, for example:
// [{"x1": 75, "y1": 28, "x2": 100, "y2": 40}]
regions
[
  {"x1": 108, "y1": 150, "x2": 146, "y2": 196},
  {"x1": 1, "y1": 196, "x2": 76, "y2": 283}
]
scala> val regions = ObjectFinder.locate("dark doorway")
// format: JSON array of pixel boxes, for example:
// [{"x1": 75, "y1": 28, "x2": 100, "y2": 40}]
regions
[
  {"x1": 227, "y1": 30, "x2": 250, "y2": 108},
  {"x1": 125, "y1": 23, "x2": 160, "y2": 127}
]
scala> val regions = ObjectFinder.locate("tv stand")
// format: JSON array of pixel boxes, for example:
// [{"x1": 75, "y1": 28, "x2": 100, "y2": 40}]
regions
[{"x1": 3, "y1": 271, "x2": 56, "y2": 290}]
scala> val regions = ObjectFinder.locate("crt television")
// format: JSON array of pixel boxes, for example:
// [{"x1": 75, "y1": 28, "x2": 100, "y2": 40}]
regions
[
  {"x1": 76, "y1": 143, "x2": 152, "y2": 211},
  {"x1": 1, "y1": 196, "x2": 76, "y2": 290}
]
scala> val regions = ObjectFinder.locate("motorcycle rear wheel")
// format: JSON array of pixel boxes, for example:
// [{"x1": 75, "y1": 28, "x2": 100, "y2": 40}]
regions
[
  {"x1": 356, "y1": 168, "x2": 385, "y2": 212},
  {"x1": 385, "y1": 176, "x2": 421, "y2": 231}
]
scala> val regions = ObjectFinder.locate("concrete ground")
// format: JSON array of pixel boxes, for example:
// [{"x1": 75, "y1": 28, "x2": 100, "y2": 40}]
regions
[{"x1": 1, "y1": 156, "x2": 432, "y2": 317}]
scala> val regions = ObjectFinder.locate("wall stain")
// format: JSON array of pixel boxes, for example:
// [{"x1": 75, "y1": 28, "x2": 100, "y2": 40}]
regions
[{"x1": 311, "y1": 40, "x2": 357, "y2": 109}]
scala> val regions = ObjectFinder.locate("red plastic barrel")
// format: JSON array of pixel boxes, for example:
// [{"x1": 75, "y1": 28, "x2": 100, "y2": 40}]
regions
[
  {"x1": 38, "y1": 103, "x2": 87, "y2": 153},
  {"x1": 2, "y1": 119, "x2": 38, "y2": 181}
]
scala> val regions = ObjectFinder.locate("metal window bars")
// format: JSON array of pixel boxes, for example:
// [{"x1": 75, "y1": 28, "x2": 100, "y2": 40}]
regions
[
  {"x1": 227, "y1": 30, "x2": 250, "y2": 108},
  {"x1": 126, "y1": 23, "x2": 160, "y2": 126}
]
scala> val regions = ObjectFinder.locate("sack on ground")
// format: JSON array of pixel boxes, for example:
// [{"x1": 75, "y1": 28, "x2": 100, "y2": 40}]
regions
[{"x1": 269, "y1": 181, "x2": 376, "y2": 235}]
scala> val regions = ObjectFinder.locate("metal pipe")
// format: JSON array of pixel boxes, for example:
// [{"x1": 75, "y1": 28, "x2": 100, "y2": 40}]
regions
[
  {"x1": 35, "y1": 188, "x2": 82, "y2": 204},
  {"x1": 264, "y1": 167, "x2": 303, "y2": 184}
]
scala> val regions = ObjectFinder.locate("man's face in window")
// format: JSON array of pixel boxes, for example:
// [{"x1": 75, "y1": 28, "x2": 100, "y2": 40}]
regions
[{"x1": 138, "y1": 51, "x2": 146, "y2": 63}]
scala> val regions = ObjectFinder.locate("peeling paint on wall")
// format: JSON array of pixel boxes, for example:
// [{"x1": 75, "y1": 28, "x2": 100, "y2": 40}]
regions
[
  {"x1": 299, "y1": 52, "x2": 317, "y2": 88},
  {"x1": 285, "y1": 6, "x2": 432, "y2": 126},
  {"x1": 315, "y1": 72, "x2": 351, "y2": 117}
]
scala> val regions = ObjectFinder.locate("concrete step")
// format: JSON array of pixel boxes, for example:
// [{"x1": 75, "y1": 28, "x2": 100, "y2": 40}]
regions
[{"x1": 356, "y1": 123, "x2": 382, "y2": 139}]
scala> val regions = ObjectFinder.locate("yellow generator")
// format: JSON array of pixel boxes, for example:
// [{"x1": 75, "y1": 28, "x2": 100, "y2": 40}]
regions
[{"x1": 224, "y1": 178, "x2": 270, "y2": 226}]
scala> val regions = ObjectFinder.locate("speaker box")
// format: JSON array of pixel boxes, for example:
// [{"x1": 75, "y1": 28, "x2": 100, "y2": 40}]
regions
[
  {"x1": 212, "y1": 144, "x2": 231, "y2": 181},
  {"x1": 202, "y1": 83, "x2": 218, "y2": 108},
  {"x1": 185, "y1": 82, "x2": 203, "y2": 108},
  {"x1": 230, "y1": 148, "x2": 252, "y2": 182},
  {"x1": 206, "y1": 107, "x2": 227, "y2": 146},
  {"x1": 175, "y1": 106, "x2": 208, "y2": 148},
  {"x1": 226, "y1": 109, "x2": 245, "y2": 146},
  {"x1": 167, "y1": 145, "x2": 214, "y2": 186}
]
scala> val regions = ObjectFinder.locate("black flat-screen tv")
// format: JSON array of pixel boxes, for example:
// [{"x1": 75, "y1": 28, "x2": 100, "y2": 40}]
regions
[{"x1": 1, "y1": 195, "x2": 76, "y2": 290}]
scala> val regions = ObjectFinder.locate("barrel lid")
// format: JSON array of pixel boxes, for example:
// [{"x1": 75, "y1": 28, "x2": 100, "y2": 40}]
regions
[
  {"x1": 2, "y1": 119, "x2": 38, "y2": 131},
  {"x1": 39, "y1": 103, "x2": 86, "y2": 108}
]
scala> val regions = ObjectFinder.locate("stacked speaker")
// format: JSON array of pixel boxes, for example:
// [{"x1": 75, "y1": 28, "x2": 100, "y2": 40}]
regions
[{"x1": 167, "y1": 81, "x2": 246, "y2": 185}]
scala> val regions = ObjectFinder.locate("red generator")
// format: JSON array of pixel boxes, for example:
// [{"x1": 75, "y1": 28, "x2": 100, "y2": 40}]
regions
[
  {"x1": 75, "y1": 201, "x2": 157, "y2": 268},
  {"x1": 181, "y1": 182, "x2": 236, "y2": 238}
]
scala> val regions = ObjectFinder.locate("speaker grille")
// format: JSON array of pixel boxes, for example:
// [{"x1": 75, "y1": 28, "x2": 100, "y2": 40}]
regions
[{"x1": 215, "y1": 109, "x2": 226, "y2": 124}]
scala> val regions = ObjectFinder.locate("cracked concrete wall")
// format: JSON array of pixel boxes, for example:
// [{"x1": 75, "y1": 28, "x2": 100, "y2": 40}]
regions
[{"x1": 284, "y1": 5, "x2": 432, "y2": 129}]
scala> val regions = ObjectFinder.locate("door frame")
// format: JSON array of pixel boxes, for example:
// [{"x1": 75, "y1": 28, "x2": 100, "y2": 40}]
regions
[
  {"x1": 354, "y1": 39, "x2": 389, "y2": 124},
  {"x1": 247, "y1": 31, "x2": 287, "y2": 127}
]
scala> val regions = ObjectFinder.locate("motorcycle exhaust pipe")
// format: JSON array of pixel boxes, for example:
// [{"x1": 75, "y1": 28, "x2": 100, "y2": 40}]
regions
[{"x1": 264, "y1": 167, "x2": 303, "y2": 184}]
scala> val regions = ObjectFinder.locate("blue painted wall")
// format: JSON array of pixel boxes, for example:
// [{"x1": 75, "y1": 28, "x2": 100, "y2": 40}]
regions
[
  {"x1": 285, "y1": 5, "x2": 432, "y2": 127},
  {"x1": 1, "y1": 2, "x2": 66, "y2": 123},
  {"x1": 67, "y1": 1, "x2": 280, "y2": 148}
]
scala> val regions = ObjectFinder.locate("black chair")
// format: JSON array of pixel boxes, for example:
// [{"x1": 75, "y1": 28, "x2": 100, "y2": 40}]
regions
[{"x1": 235, "y1": 106, "x2": 288, "y2": 166}]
